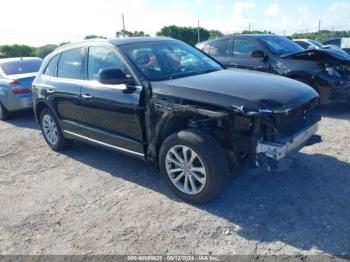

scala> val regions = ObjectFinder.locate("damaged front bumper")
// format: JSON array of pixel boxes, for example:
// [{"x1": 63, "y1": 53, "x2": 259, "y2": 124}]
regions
[
  {"x1": 329, "y1": 79, "x2": 350, "y2": 101},
  {"x1": 256, "y1": 122, "x2": 319, "y2": 161},
  {"x1": 314, "y1": 73, "x2": 350, "y2": 102}
]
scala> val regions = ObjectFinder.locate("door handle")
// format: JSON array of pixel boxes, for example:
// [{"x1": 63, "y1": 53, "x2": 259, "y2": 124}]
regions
[
  {"x1": 47, "y1": 89, "x2": 54, "y2": 93},
  {"x1": 81, "y1": 94, "x2": 93, "y2": 99}
]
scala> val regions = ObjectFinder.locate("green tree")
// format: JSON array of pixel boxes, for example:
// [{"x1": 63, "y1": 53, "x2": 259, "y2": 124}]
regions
[
  {"x1": 36, "y1": 44, "x2": 58, "y2": 58},
  {"x1": 116, "y1": 30, "x2": 150, "y2": 37},
  {"x1": 59, "y1": 42, "x2": 71, "y2": 46},
  {"x1": 291, "y1": 30, "x2": 350, "y2": 41},
  {"x1": 240, "y1": 30, "x2": 273, "y2": 35},
  {"x1": 84, "y1": 35, "x2": 107, "y2": 40},
  {"x1": 209, "y1": 30, "x2": 224, "y2": 39},
  {"x1": 156, "y1": 25, "x2": 210, "y2": 46},
  {"x1": 0, "y1": 44, "x2": 36, "y2": 58}
]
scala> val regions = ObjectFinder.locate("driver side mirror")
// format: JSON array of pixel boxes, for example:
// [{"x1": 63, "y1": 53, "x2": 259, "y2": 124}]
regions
[
  {"x1": 98, "y1": 68, "x2": 134, "y2": 85},
  {"x1": 251, "y1": 50, "x2": 268, "y2": 61}
]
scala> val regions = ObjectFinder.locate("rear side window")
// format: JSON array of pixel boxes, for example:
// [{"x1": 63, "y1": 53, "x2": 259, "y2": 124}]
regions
[
  {"x1": 208, "y1": 40, "x2": 230, "y2": 56},
  {"x1": 44, "y1": 55, "x2": 60, "y2": 77},
  {"x1": 57, "y1": 48, "x2": 84, "y2": 80},
  {"x1": 202, "y1": 44, "x2": 210, "y2": 53},
  {"x1": 233, "y1": 39, "x2": 260, "y2": 57},
  {"x1": 0, "y1": 59, "x2": 42, "y2": 75},
  {"x1": 88, "y1": 46, "x2": 128, "y2": 81},
  {"x1": 323, "y1": 39, "x2": 341, "y2": 47},
  {"x1": 295, "y1": 41, "x2": 309, "y2": 49}
]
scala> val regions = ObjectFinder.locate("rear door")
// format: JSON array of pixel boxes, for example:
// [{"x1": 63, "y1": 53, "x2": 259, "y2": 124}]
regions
[
  {"x1": 205, "y1": 39, "x2": 232, "y2": 66},
  {"x1": 40, "y1": 48, "x2": 86, "y2": 133},
  {"x1": 80, "y1": 45, "x2": 144, "y2": 155},
  {"x1": 231, "y1": 38, "x2": 270, "y2": 72}
]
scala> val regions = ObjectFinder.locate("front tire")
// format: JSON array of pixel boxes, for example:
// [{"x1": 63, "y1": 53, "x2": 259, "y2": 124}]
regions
[
  {"x1": 40, "y1": 108, "x2": 71, "y2": 151},
  {"x1": 159, "y1": 129, "x2": 230, "y2": 204},
  {"x1": 0, "y1": 102, "x2": 11, "y2": 120}
]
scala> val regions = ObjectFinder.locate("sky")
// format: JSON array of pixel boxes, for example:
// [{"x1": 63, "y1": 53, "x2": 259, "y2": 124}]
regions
[{"x1": 0, "y1": 0, "x2": 349, "y2": 47}]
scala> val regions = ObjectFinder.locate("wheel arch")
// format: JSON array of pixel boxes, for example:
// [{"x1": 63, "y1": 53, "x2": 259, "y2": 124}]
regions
[
  {"x1": 287, "y1": 73, "x2": 316, "y2": 88},
  {"x1": 34, "y1": 100, "x2": 60, "y2": 127},
  {"x1": 153, "y1": 108, "x2": 237, "y2": 168}
]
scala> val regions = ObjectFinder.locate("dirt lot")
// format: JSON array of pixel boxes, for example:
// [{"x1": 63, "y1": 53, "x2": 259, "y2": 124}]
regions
[{"x1": 0, "y1": 105, "x2": 349, "y2": 256}]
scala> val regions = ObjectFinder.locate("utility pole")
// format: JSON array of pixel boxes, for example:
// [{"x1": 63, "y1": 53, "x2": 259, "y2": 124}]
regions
[
  {"x1": 122, "y1": 14, "x2": 125, "y2": 37},
  {"x1": 318, "y1": 19, "x2": 321, "y2": 32},
  {"x1": 197, "y1": 20, "x2": 200, "y2": 43},
  {"x1": 248, "y1": 23, "x2": 251, "y2": 32}
]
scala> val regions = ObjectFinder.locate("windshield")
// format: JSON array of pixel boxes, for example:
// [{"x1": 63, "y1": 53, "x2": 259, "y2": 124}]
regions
[
  {"x1": 0, "y1": 59, "x2": 42, "y2": 75},
  {"x1": 259, "y1": 36, "x2": 304, "y2": 56},
  {"x1": 119, "y1": 40, "x2": 223, "y2": 81}
]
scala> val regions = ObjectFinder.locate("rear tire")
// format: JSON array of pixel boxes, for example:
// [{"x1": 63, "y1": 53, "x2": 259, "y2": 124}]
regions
[
  {"x1": 40, "y1": 108, "x2": 72, "y2": 151},
  {"x1": 0, "y1": 102, "x2": 11, "y2": 121},
  {"x1": 159, "y1": 129, "x2": 230, "y2": 204}
]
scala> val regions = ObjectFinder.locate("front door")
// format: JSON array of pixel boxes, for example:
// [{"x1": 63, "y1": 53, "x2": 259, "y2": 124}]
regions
[
  {"x1": 231, "y1": 38, "x2": 270, "y2": 72},
  {"x1": 80, "y1": 45, "x2": 144, "y2": 155}
]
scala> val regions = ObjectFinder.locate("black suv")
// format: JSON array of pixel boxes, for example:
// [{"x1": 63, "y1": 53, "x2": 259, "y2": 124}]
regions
[
  {"x1": 33, "y1": 38, "x2": 320, "y2": 203},
  {"x1": 196, "y1": 34, "x2": 350, "y2": 104}
]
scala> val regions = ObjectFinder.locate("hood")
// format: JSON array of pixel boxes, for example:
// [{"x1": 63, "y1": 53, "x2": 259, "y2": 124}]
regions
[
  {"x1": 151, "y1": 69, "x2": 318, "y2": 115},
  {"x1": 281, "y1": 49, "x2": 350, "y2": 63}
]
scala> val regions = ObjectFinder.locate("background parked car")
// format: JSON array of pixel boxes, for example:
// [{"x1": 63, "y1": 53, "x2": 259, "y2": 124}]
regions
[
  {"x1": 293, "y1": 38, "x2": 350, "y2": 57},
  {"x1": 196, "y1": 34, "x2": 350, "y2": 104},
  {"x1": 322, "y1": 38, "x2": 350, "y2": 55},
  {"x1": 0, "y1": 57, "x2": 42, "y2": 120}
]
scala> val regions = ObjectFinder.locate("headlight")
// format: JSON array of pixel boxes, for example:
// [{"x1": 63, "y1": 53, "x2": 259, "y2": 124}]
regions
[{"x1": 325, "y1": 66, "x2": 342, "y2": 78}]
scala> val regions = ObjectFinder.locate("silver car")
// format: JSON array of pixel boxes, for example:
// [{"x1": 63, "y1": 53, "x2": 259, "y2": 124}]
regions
[{"x1": 0, "y1": 57, "x2": 42, "y2": 120}]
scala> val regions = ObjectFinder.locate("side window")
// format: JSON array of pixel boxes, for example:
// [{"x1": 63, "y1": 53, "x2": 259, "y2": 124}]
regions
[
  {"x1": 202, "y1": 44, "x2": 210, "y2": 53},
  {"x1": 44, "y1": 55, "x2": 60, "y2": 77},
  {"x1": 233, "y1": 39, "x2": 260, "y2": 57},
  {"x1": 57, "y1": 48, "x2": 84, "y2": 80},
  {"x1": 208, "y1": 40, "x2": 230, "y2": 56},
  {"x1": 324, "y1": 39, "x2": 341, "y2": 47},
  {"x1": 88, "y1": 46, "x2": 128, "y2": 81},
  {"x1": 295, "y1": 41, "x2": 309, "y2": 49}
]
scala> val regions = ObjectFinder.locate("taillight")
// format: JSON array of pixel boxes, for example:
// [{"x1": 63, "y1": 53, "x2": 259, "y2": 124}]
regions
[
  {"x1": 12, "y1": 89, "x2": 32, "y2": 94},
  {"x1": 9, "y1": 80, "x2": 20, "y2": 87},
  {"x1": 9, "y1": 80, "x2": 32, "y2": 94}
]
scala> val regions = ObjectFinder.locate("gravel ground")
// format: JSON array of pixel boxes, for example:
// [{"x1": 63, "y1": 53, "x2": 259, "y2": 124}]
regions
[{"x1": 0, "y1": 104, "x2": 349, "y2": 256}]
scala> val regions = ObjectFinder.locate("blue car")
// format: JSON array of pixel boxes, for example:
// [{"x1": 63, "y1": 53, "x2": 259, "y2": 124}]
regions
[{"x1": 0, "y1": 57, "x2": 42, "y2": 120}]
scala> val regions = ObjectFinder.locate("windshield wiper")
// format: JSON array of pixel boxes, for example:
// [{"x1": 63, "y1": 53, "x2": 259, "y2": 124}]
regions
[
  {"x1": 198, "y1": 69, "x2": 219, "y2": 74},
  {"x1": 168, "y1": 69, "x2": 219, "y2": 80},
  {"x1": 168, "y1": 71, "x2": 198, "y2": 80}
]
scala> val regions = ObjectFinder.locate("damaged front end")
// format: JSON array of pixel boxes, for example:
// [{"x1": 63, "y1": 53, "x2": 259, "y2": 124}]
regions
[
  {"x1": 147, "y1": 68, "x2": 322, "y2": 171},
  {"x1": 228, "y1": 98, "x2": 321, "y2": 171},
  {"x1": 282, "y1": 49, "x2": 350, "y2": 103}
]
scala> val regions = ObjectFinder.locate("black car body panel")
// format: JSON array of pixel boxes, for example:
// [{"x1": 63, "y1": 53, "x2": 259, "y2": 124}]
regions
[
  {"x1": 197, "y1": 35, "x2": 350, "y2": 103},
  {"x1": 152, "y1": 69, "x2": 318, "y2": 115}
]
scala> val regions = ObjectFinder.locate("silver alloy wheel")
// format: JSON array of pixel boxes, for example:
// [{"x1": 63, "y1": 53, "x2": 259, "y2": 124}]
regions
[
  {"x1": 42, "y1": 114, "x2": 59, "y2": 145},
  {"x1": 165, "y1": 145, "x2": 207, "y2": 195}
]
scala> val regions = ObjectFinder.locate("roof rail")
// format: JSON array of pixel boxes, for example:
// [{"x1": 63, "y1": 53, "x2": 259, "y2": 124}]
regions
[{"x1": 55, "y1": 38, "x2": 108, "y2": 51}]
